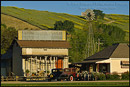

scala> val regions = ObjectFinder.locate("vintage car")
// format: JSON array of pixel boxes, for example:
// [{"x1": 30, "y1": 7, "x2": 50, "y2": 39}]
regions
[
  {"x1": 48, "y1": 68, "x2": 63, "y2": 81},
  {"x1": 57, "y1": 68, "x2": 78, "y2": 81}
]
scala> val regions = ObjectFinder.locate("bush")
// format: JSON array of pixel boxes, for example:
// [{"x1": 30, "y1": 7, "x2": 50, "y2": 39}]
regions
[
  {"x1": 121, "y1": 71, "x2": 129, "y2": 80},
  {"x1": 106, "y1": 74, "x2": 111, "y2": 80},
  {"x1": 25, "y1": 69, "x2": 30, "y2": 74},
  {"x1": 93, "y1": 72, "x2": 106, "y2": 80},
  {"x1": 98, "y1": 73, "x2": 106, "y2": 80},
  {"x1": 110, "y1": 72, "x2": 120, "y2": 80}
]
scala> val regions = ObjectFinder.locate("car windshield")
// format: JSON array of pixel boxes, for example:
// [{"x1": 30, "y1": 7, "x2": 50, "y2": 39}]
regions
[
  {"x1": 59, "y1": 69, "x2": 63, "y2": 72},
  {"x1": 52, "y1": 70, "x2": 57, "y2": 73},
  {"x1": 72, "y1": 69, "x2": 76, "y2": 72},
  {"x1": 64, "y1": 69, "x2": 71, "y2": 72}
]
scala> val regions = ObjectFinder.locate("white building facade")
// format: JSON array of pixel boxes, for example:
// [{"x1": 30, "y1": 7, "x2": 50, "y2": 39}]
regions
[{"x1": 12, "y1": 30, "x2": 71, "y2": 76}]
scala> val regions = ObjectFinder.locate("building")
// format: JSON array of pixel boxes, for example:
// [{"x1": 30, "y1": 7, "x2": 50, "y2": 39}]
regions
[
  {"x1": 1, "y1": 49, "x2": 12, "y2": 76},
  {"x1": 2, "y1": 30, "x2": 71, "y2": 77},
  {"x1": 78, "y1": 43, "x2": 129, "y2": 74}
]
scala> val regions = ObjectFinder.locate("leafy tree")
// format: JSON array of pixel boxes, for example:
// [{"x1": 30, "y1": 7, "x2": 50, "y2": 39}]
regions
[
  {"x1": 1, "y1": 24, "x2": 17, "y2": 54},
  {"x1": 54, "y1": 21, "x2": 63, "y2": 30},
  {"x1": 69, "y1": 30, "x2": 88, "y2": 63},
  {"x1": 93, "y1": 9, "x2": 105, "y2": 20},
  {"x1": 54, "y1": 20, "x2": 74, "y2": 33},
  {"x1": 63, "y1": 20, "x2": 74, "y2": 32},
  {"x1": 93, "y1": 23, "x2": 126, "y2": 47}
]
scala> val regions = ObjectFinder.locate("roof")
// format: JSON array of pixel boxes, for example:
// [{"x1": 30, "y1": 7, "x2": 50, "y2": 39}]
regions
[
  {"x1": 83, "y1": 43, "x2": 129, "y2": 61},
  {"x1": 110, "y1": 43, "x2": 129, "y2": 58},
  {"x1": 17, "y1": 40, "x2": 71, "y2": 48}
]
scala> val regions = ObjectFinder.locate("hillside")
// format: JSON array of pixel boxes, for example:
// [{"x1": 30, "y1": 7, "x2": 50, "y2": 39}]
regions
[
  {"x1": 1, "y1": 14, "x2": 41, "y2": 30},
  {"x1": 1, "y1": 6, "x2": 129, "y2": 41}
]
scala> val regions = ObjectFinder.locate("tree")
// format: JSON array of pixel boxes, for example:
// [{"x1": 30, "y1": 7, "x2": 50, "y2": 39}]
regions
[
  {"x1": 54, "y1": 20, "x2": 74, "y2": 33},
  {"x1": 1, "y1": 24, "x2": 17, "y2": 54},
  {"x1": 93, "y1": 9, "x2": 105, "y2": 20},
  {"x1": 54, "y1": 21, "x2": 63, "y2": 30},
  {"x1": 63, "y1": 20, "x2": 74, "y2": 32}
]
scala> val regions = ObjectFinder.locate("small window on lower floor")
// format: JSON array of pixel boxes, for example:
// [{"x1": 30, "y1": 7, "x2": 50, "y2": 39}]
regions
[
  {"x1": 44, "y1": 48, "x2": 47, "y2": 51},
  {"x1": 121, "y1": 61, "x2": 129, "y2": 68}
]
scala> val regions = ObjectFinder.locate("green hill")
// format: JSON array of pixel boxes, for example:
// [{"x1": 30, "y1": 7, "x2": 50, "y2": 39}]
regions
[
  {"x1": 1, "y1": 14, "x2": 41, "y2": 30},
  {"x1": 1, "y1": 6, "x2": 129, "y2": 41}
]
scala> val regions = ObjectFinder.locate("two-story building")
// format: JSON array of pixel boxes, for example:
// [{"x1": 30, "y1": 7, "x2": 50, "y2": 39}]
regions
[{"x1": 12, "y1": 30, "x2": 71, "y2": 76}]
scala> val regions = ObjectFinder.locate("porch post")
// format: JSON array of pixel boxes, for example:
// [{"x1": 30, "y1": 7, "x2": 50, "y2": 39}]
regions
[
  {"x1": 22, "y1": 58, "x2": 25, "y2": 76},
  {"x1": 53, "y1": 57, "x2": 55, "y2": 69},
  {"x1": 42, "y1": 57, "x2": 44, "y2": 71},
  {"x1": 56, "y1": 57, "x2": 58, "y2": 68},
  {"x1": 45, "y1": 56, "x2": 48, "y2": 76},
  {"x1": 50, "y1": 56, "x2": 52, "y2": 73},
  {"x1": 36, "y1": 56, "x2": 37, "y2": 75},
  {"x1": 25, "y1": 59, "x2": 26, "y2": 75},
  {"x1": 30, "y1": 56, "x2": 32, "y2": 75},
  {"x1": 27, "y1": 59, "x2": 28, "y2": 70},
  {"x1": 40, "y1": 57, "x2": 41, "y2": 71},
  {"x1": 96, "y1": 63, "x2": 99, "y2": 72}
]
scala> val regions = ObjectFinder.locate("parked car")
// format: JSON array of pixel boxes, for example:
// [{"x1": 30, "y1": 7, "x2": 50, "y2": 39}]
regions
[
  {"x1": 58, "y1": 68, "x2": 78, "y2": 81},
  {"x1": 48, "y1": 68, "x2": 63, "y2": 81}
]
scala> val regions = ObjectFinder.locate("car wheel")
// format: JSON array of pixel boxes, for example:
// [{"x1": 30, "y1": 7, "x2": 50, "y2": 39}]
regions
[{"x1": 69, "y1": 75, "x2": 74, "y2": 81}]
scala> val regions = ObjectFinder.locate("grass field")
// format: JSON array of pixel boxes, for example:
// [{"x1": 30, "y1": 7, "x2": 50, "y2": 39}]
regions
[
  {"x1": 1, "y1": 14, "x2": 41, "y2": 30},
  {"x1": 1, "y1": 81, "x2": 129, "y2": 86}
]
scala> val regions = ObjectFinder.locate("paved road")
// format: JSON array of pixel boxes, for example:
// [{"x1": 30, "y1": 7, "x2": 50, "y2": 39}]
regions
[{"x1": 1, "y1": 80, "x2": 129, "y2": 84}]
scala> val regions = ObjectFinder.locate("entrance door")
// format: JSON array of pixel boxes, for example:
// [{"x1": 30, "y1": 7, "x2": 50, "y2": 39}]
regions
[{"x1": 55, "y1": 59, "x2": 63, "y2": 69}]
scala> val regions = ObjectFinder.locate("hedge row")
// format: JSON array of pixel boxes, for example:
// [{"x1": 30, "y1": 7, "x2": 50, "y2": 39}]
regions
[{"x1": 92, "y1": 71, "x2": 129, "y2": 80}]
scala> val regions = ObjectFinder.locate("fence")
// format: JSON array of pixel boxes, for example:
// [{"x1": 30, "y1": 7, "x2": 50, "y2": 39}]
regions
[{"x1": 1, "y1": 76, "x2": 49, "y2": 81}]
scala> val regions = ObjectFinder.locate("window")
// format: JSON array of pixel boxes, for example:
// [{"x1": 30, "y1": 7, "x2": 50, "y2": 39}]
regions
[
  {"x1": 52, "y1": 70, "x2": 57, "y2": 73},
  {"x1": 64, "y1": 69, "x2": 70, "y2": 72},
  {"x1": 72, "y1": 69, "x2": 76, "y2": 72},
  {"x1": 121, "y1": 61, "x2": 129, "y2": 68},
  {"x1": 44, "y1": 48, "x2": 47, "y2": 51}
]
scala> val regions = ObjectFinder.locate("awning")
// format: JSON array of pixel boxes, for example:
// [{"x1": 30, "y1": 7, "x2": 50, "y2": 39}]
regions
[
  {"x1": 96, "y1": 59, "x2": 110, "y2": 63},
  {"x1": 121, "y1": 61, "x2": 129, "y2": 64},
  {"x1": 75, "y1": 60, "x2": 101, "y2": 64}
]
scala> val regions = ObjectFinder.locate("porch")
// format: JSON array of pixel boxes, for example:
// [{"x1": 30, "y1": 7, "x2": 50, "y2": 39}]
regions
[
  {"x1": 22, "y1": 55, "x2": 68, "y2": 77},
  {"x1": 79, "y1": 59, "x2": 111, "y2": 73}
]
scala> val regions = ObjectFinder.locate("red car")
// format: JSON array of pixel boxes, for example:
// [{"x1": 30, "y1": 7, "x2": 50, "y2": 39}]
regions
[{"x1": 57, "y1": 68, "x2": 77, "y2": 81}]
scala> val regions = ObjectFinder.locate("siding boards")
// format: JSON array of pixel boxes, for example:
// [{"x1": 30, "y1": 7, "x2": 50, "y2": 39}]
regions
[
  {"x1": 18, "y1": 30, "x2": 66, "y2": 41},
  {"x1": 22, "y1": 48, "x2": 68, "y2": 55}
]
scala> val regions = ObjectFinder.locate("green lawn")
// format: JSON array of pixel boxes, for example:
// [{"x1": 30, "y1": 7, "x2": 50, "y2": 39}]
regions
[{"x1": 1, "y1": 82, "x2": 129, "y2": 86}]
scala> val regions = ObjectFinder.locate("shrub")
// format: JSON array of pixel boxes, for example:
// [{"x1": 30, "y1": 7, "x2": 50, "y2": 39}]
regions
[
  {"x1": 110, "y1": 72, "x2": 120, "y2": 80},
  {"x1": 93, "y1": 72, "x2": 106, "y2": 80},
  {"x1": 93, "y1": 72, "x2": 99, "y2": 80},
  {"x1": 106, "y1": 73, "x2": 111, "y2": 80},
  {"x1": 98, "y1": 73, "x2": 106, "y2": 80},
  {"x1": 25, "y1": 69, "x2": 30, "y2": 74},
  {"x1": 121, "y1": 71, "x2": 129, "y2": 80}
]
